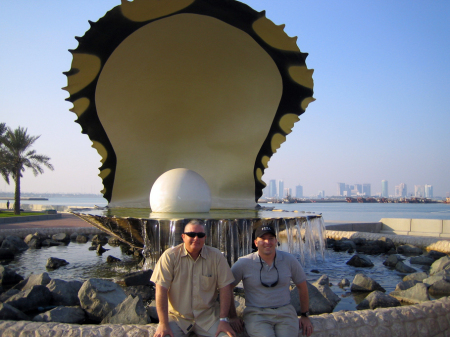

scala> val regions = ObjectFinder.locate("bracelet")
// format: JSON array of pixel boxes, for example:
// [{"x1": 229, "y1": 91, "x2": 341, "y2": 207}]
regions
[{"x1": 220, "y1": 317, "x2": 230, "y2": 322}]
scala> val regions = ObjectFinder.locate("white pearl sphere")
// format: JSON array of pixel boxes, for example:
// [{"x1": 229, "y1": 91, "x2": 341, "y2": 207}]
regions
[{"x1": 150, "y1": 168, "x2": 211, "y2": 213}]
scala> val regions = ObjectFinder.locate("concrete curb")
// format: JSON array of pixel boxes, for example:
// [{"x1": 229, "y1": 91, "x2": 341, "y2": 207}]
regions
[{"x1": 0, "y1": 213, "x2": 62, "y2": 224}]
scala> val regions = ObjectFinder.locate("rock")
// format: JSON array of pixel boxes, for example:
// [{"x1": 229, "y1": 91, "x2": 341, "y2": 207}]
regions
[
  {"x1": 383, "y1": 255, "x2": 404, "y2": 267},
  {"x1": 334, "y1": 240, "x2": 356, "y2": 252},
  {"x1": 395, "y1": 280, "x2": 420, "y2": 291},
  {"x1": 403, "y1": 272, "x2": 428, "y2": 282},
  {"x1": 390, "y1": 283, "x2": 430, "y2": 304},
  {"x1": 5, "y1": 285, "x2": 52, "y2": 312},
  {"x1": 356, "y1": 291, "x2": 401, "y2": 310},
  {"x1": 46, "y1": 257, "x2": 69, "y2": 269},
  {"x1": 92, "y1": 234, "x2": 108, "y2": 246},
  {"x1": 424, "y1": 251, "x2": 447, "y2": 261},
  {"x1": 70, "y1": 233, "x2": 79, "y2": 241},
  {"x1": 0, "y1": 303, "x2": 29, "y2": 320},
  {"x1": 0, "y1": 266, "x2": 24, "y2": 286},
  {"x1": 0, "y1": 248, "x2": 15, "y2": 260},
  {"x1": 52, "y1": 233, "x2": 70, "y2": 243},
  {"x1": 397, "y1": 244, "x2": 423, "y2": 256},
  {"x1": 350, "y1": 273, "x2": 385, "y2": 292},
  {"x1": 310, "y1": 269, "x2": 320, "y2": 274},
  {"x1": 123, "y1": 285, "x2": 154, "y2": 302},
  {"x1": 78, "y1": 278, "x2": 127, "y2": 322},
  {"x1": 433, "y1": 269, "x2": 450, "y2": 277},
  {"x1": 146, "y1": 300, "x2": 159, "y2": 322},
  {"x1": 230, "y1": 295, "x2": 246, "y2": 318},
  {"x1": 96, "y1": 245, "x2": 108, "y2": 254},
  {"x1": 27, "y1": 237, "x2": 42, "y2": 249},
  {"x1": 108, "y1": 237, "x2": 121, "y2": 246},
  {"x1": 24, "y1": 233, "x2": 40, "y2": 245},
  {"x1": 290, "y1": 282, "x2": 334, "y2": 315},
  {"x1": 41, "y1": 239, "x2": 64, "y2": 247},
  {"x1": 107, "y1": 255, "x2": 121, "y2": 263},
  {"x1": 430, "y1": 256, "x2": 450, "y2": 275},
  {"x1": 88, "y1": 246, "x2": 97, "y2": 251},
  {"x1": 76, "y1": 235, "x2": 88, "y2": 243},
  {"x1": 32, "y1": 306, "x2": 85, "y2": 324},
  {"x1": 0, "y1": 289, "x2": 20, "y2": 302},
  {"x1": 46, "y1": 279, "x2": 83, "y2": 306},
  {"x1": 352, "y1": 238, "x2": 366, "y2": 246},
  {"x1": 376, "y1": 237, "x2": 396, "y2": 252},
  {"x1": 312, "y1": 275, "x2": 340, "y2": 309},
  {"x1": 410, "y1": 256, "x2": 434, "y2": 266},
  {"x1": 0, "y1": 236, "x2": 28, "y2": 253},
  {"x1": 387, "y1": 248, "x2": 397, "y2": 255},
  {"x1": 429, "y1": 279, "x2": 450, "y2": 295},
  {"x1": 13, "y1": 273, "x2": 51, "y2": 291},
  {"x1": 115, "y1": 270, "x2": 154, "y2": 287},
  {"x1": 395, "y1": 262, "x2": 416, "y2": 273},
  {"x1": 346, "y1": 254, "x2": 374, "y2": 267},
  {"x1": 338, "y1": 278, "x2": 350, "y2": 288},
  {"x1": 423, "y1": 274, "x2": 450, "y2": 287},
  {"x1": 101, "y1": 295, "x2": 149, "y2": 324}
]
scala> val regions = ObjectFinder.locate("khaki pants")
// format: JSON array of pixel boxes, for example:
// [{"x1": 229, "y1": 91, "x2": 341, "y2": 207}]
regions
[
  {"x1": 243, "y1": 304, "x2": 299, "y2": 337},
  {"x1": 168, "y1": 319, "x2": 228, "y2": 337}
]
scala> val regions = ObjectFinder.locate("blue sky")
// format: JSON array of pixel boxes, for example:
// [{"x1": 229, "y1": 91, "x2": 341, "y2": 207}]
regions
[{"x1": 1, "y1": 0, "x2": 449, "y2": 198}]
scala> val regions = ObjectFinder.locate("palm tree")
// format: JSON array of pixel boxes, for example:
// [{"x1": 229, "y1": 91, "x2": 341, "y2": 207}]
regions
[{"x1": 1, "y1": 126, "x2": 54, "y2": 214}]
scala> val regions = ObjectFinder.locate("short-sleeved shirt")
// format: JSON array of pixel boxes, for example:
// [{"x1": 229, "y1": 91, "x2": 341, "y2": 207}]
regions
[
  {"x1": 231, "y1": 250, "x2": 306, "y2": 308},
  {"x1": 150, "y1": 243, "x2": 234, "y2": 333}
]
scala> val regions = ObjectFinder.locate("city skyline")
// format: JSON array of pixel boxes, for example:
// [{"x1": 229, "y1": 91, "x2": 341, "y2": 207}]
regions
[{"x1": 1, "y1": 1, "x2": 449, "y2": 199}]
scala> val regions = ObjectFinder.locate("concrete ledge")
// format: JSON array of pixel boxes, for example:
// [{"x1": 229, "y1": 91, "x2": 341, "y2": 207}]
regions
[
  {"x1": 1, "y1": 296, "x2": 449, "y2": 336},
  {"x1": 0, "y1": 213, "x2": 62, "y2": 224},
  {"x1": 326, "y1": 222, "x2": 382, "y2": 233},
  {"x1": 0, "y1": 227, "x2": 103, "y2": 238}
]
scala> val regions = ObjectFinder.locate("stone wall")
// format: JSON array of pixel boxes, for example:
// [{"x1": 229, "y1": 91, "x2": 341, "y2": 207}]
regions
[
  {"x1": 0, "y1": 296, "x2": 449, "y2": 336},
  {"x1": 0, "y1": 227, "x2": 102, "y2": 239}
]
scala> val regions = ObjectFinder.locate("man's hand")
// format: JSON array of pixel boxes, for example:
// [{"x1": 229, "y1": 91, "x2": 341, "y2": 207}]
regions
[
  {"x1": 215, "y1": 321, "x2": 236, "y2": 337},
  {"x1": 154, "y1": 322, "x2": 174, "y2": 337},
  {"x1": 299, "y1": 316, "x2": 313, "y2": 336},
  {"x1": 229, "y1": 317, "x2": 244, "y2": 333}
]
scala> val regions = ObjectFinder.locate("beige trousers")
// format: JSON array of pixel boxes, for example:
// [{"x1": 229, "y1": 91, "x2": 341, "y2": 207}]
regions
[
  {"x1": 168, "y1": 319, "x2": 228, "y2": 337},
  {"x1": 243, "y1": 304, "x2": 299, "y2": 337}
]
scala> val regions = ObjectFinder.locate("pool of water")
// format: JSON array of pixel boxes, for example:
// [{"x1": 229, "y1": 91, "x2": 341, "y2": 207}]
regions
[{"x1": 2, "y1": 241, "x2": 434, "y2": 312}]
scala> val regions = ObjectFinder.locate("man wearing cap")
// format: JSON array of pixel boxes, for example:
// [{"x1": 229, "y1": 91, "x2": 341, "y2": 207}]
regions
[
  {"x1": 151, "y1": 220, "x2": 236, "y2": 337},
  {"x1": 229, "y1": 225, "x2": 314, "y2": 337}
]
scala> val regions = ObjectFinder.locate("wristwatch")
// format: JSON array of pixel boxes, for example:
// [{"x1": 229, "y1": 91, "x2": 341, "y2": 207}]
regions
[
  {"x1": 220, "y1": 317, "x2": 230, "y2": 322},
  {"x1": 300, "y1": 311, "x2": 310, "y2": 318}
]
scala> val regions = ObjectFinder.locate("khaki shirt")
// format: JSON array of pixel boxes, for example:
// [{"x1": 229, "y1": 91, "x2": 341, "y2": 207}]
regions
[{"x1": 151, "y1": 243, "x2": 234, "y2": 333}]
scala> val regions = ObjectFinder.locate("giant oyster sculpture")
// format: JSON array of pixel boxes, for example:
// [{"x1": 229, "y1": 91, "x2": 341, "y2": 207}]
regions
[{"x1": 64, "y1": 0, "x2": 314, "y2": 209}]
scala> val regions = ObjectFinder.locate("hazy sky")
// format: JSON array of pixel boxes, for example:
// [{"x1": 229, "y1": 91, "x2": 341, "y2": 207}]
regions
[{"x1": 1, "y1": 1, "x2": 449, "y2": 199}]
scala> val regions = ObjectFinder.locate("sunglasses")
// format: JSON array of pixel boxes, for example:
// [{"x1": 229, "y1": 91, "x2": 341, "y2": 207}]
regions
[
  {"x1": 259, "y1": 255, "x2": 279, "y2": 288},
  {"x1": 183, "y1": 232, "x2": 206, "y2": 238}
]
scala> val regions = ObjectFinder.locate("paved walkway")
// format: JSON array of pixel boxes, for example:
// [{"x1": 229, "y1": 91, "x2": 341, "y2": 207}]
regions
[{"x1": 0, "y1": 213, "x2": 93, "y2": 230}]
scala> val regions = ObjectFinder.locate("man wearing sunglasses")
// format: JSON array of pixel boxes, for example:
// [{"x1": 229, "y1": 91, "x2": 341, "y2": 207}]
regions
[
  {"x1": 228, "y1": 225, "x2": 314, "y2": 337},
  {"x1": 151, "y1": 220, "x2": 236, "y2": 337}
]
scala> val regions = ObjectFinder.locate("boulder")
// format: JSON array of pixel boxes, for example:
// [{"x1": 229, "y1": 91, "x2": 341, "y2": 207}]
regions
[
  {"x1": 0, "y1": 303, "x2": 29, "y2": 320},
  {"x1": 115, "y1": 270, "x2": 154, "y2": 287},
  {"x1": 96, "y1": 245, "x2": 108, "y2": 254},
  {"x1": 108, "y1": 237, "x2": 121, "y2": 246},
  {"x1": 92, "y1": 234, "x2": 108, "y2": 246},
  {"x1": 395, "y1": 280, "x2": 420, "y2": 291},
  {"x1": 430, "y1": 256, "x2": 450, "y2": 275},
  {"x1": 356, "y1": 291, "x2": 401, "y2": 310},
  {"x1": 390, "y1": 283, "x2": 430, "y2": 304},
  {"x1": 32, "y1": 306, "x2": 85, "y2": 324},
  {"x1": 338, "y1": 278, "x2": 350, "y2": 288},
  {"x1": 397, "y1": 244, "x2": 423, "y2": 256},
  {"x1": 76, "y1": 235, "x2": 88, "y2": 243},
  {"x1": 52, "y1": 233, "x2": 70, "y2": 243},
  {"x1": 351, "y1": 273, "x2": 385, "y2": 292},
  {"x1": 424, "y1": 251, "x2": 447, "y2": 261},
  {"x1": 0, "y1": 248, "x2": 15, "y2": 260},
  {"x1": 123, "y1": 285, "x2": 154, "y2": 302},
  {"x1": 423, "y1": 274, "x2": 450, "y2": 287},
  {"x1": 47, "y1": 279, "x2": 83, "y2": 306},
  {"x1": 290, "y1": 282, "x2": 334, "y2": 315},
  {"x1": 146, "y1": 300, "x2": 159, "y2": 322},
  {"x1": 78, "y1": 278, "x2": 127, "y2": 322},
  {"x1": 395, "y1": 262, "x2": 416, "y2": 273},
  {"x1": 0, "y1": 266, "x2": 24, "y2": 286},
  {"x1": 41, "y1": 239, "x2": 64, "y2": 247},
  {"x1": 27, "y1": 237, "x2": 42, "y2": 249},
  {"x1": 0, "y1": 289, "x2": 20, "y2": 302},
  {"x1": 230, "y1": 295, "x2": 246, "y2": 318},
  {"x1": 70, "y1": 233, "x2": 79, "y2": 241},
  {"x1": 88, "y1": 246, "x2": 97, "y2": 251},
  {"x1": 334, "y1": 240, "x2": 356, "y2": 252},
  {"x1": 46, "y1": 257, "x2": 69, "y2": 269},
  {"x1": 101, "y1": 295, "x2": 149, "y2": 324},
  {"x1": 383, "y1": 255, "x2": 404, "y2": 267},
  {"x1": 346, "y1": 254, "x2": 374, "y2": 267},
  {"x1": 376, "y1": 237, "x2": 396, "y2": 252},
  {"x1": 429, "y1": 279, "x2": 450, "y2": 295},
  {"x1": 312, "y1": 275, "x2": 340, "y2": 308},
  {"x1": 24, "y1": 234, "x2": 39, "y2": 245},
  {"x1": 1, "y1": 236, "x2": 28, "y2": 253},
  {"x1": 13, "y1": 273, "x2": 51, "y2": 291},
  {"x1": 107, "y1": 255, "x2": 121, "y2": 263},
  {"x1": 403, "y1": 272, "x2": 428, "y2": 282},
  {"x1": 5, "y1": 285, "x2": 52, "y2": 312},
  {"x1": 410, "y1": 256, "x2": 434, "y2": 266}
]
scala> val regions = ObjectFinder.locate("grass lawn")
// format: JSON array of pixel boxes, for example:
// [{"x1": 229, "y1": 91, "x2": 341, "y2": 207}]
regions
[{"x1": 0, "y1": 211, "x2": 46, "y2": 217}]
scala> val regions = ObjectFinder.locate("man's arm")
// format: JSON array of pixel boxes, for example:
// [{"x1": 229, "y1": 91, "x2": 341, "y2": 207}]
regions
[
  {"x1": 154, "y1": 284, "x2": 174, "y2": 337},
  {"x1": 216, "y1": 284, "x2": 236, "y2": 337},
  {"x1": 297, "y1": 281, "x2": 313, "y2": 337},
  {"x1": 228, "y1": 284, "x2": 244, "y2": 333}
]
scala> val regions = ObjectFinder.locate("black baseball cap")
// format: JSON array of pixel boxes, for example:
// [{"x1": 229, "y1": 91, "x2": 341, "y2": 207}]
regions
[{"x1": 255, "y1": 225, "x2": 276, "y2": 238}]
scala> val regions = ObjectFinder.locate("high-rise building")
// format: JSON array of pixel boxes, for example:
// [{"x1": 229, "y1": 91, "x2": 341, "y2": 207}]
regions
[
  {"x1": 284, "y1": 187, "x2": 292, "y2": 198},
  {"x1": 318, "y1": 190, "x2": 325, "y2": 198},
  {"x1": 425, "y1": 185, "x2": 433, "y2": 198},
  {"x1": 362, "y1": 184, "x2": 371, "y2": 196},
  {"x1": 381, "y1": 180, "x2": 388, "y2": 197},
  {"x1": 269, "y1": 179, "x2": 277, "y2": 198},
  {"x1": 337, "y1": 183, "x2": 345, "y2": 196},
  {"x1": 415, "y1": 185, "x2": 425, "y2": 197},
  {"x1": 296, "y1": 185, "x2": 303, "y2": 198},
  {"x1": 395, "y1": 183, "x2": 407, "y2": 197},
  {"x1": 278, "y1": 180, "x2": 284, "y2": 198}
]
